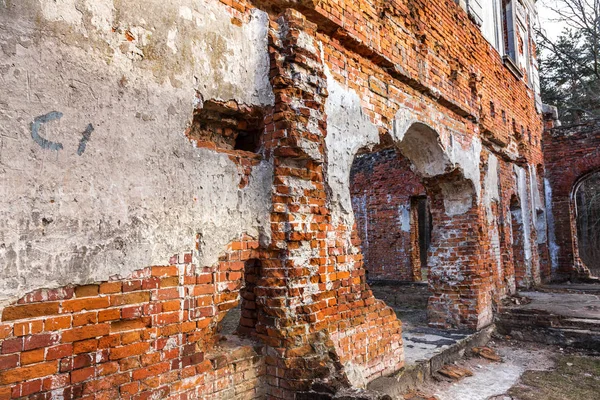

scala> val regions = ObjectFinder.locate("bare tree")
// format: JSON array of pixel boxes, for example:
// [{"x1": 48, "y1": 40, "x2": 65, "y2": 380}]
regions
[{"x1": 537, "y1": 0, "x2": 600, "y2": 123}]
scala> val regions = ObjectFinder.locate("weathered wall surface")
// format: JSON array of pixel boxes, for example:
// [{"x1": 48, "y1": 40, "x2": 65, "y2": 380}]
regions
[
  {"x1": 0, "y1": 0, "x2": 549, "y2": 398},
  {"x1": 543, "y1": 115, "x2": 600, "y2": 279},
  {"x1": 0, "y1": 0, "x2": 273, "y2": 305}
]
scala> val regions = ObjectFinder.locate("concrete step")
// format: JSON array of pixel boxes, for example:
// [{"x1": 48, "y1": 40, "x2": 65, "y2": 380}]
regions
[
  {"x1": 561, "y1": 317, "x2": 600, "y2": 332},
  {"x1": 496, "y1": 312, "x2": 600, "y2": 351}
]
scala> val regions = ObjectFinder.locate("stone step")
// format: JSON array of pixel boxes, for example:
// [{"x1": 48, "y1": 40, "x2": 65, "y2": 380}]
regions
[
  {"x1": 561, "y1": 317, "x2": 600, "y2": 332},
  {"x1": 496, "y1": 313, "x2": 600, "y2": 351}
]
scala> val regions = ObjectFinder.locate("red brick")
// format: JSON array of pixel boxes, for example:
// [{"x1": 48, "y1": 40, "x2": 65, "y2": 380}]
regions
[
  {"x1": 46, "y1": 344, "x2": 73, "y2": 360},
  {"x1": 2, "y1": 303, "x2": 60, "y2": 321},
  {"x1": 99, "y1": 282, "x2": 122, "y2": 294},
  {"x1": 151, "y1": 266, "x2": 178, "y2": 277},
  {"x1": 0, "y1": 354, "x2": 18, "y2": 371},
  {"x1": 75, "y1": 285, "x2": 100, "y2": 298},
  {"x1": 110, "y1": 342, "x2": 150, "y2": 360},
  {"x1": 109, "y1": 291, "x2": 151, "y2": 306},
  {"x1": 73, "y1": 312, "x2": 98, "y2": 327},
  {"x1": 14, "y1": 320, "x2": 44, "y2": 336},
  {"x1": 70, "y1": 366, "x2": 95, "y2": 383},
  {"x1": 62, "y1": 297, "x2": 110, "y2": 313},
  {"x1": 0, "y1": 361, "x2": 57, "y2": 385},
  {"x1": 44, "y1": 316, "x2": 72, "y2": 331},
  {"x1": 24, "y1": 333, "x2": 57, "y2": 350},
  {"x1": 1, "y1": 337, "x2": 23, "y2": 354},
  {"x1": 62, "y1": 324, "x2": 110, "y2": 343},
  {"x1": 21, "y1": 348, "x2": 45, "y2": 365}
]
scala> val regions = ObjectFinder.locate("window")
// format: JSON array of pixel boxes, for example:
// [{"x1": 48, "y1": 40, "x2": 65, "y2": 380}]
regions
[
  {"x1": 503, "y1": 0, "x2": 532, "y2": 79},
  {"x1": 481, "y1": 0, "x2": 504, "y2": 54}
]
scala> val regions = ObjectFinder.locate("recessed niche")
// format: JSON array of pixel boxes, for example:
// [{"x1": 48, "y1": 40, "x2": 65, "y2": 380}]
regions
[{"x1": 187, "y1": 100, "x2": 265, "y2": 153}]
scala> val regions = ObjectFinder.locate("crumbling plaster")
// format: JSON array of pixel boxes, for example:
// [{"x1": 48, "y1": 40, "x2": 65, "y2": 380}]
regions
[
  {"x1": 0, "y1": 0, "x2": 274, "y2": 305},
  {"x1": 325, "y1": 72, "x2": 485, "y2": 228},
  {"x1": 514, "y1": 165, "x2": 534, "y2": 279}
]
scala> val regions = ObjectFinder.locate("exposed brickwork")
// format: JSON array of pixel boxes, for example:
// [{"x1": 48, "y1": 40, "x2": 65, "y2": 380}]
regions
[
  {"x1": 0, "y1": 0, "x2": 549, "y2": 398},
  {"x1": 260, "y1": 11, "x2": 403, "y2": 395},
  {"x1": 350, "y1": 148, "x2": 426, "y2": 282},
  {"x1": 0, "y1": 237, "x2": 268, "y2": 399},
  {"x1": 543, "y1": 117, "x2": 600, "y2": 279}
]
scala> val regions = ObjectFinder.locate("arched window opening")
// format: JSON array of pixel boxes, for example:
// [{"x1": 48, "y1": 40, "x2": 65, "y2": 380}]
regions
[{"x1": 574, "y1": 172, "x2": 600, "y2": 277}]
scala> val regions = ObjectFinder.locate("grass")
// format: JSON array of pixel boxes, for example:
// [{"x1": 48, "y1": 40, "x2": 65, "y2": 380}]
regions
[{"x1": 508, "y1": 354, "x2": 600, "y2": 400}]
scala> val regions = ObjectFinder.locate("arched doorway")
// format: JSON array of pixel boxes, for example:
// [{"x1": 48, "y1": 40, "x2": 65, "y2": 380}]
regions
[
  {"x1": 350, "y1": 147, "x2": 432, "y2": 284},
  {"x1": 573, "y1": 171, "x2": 600, "y2": 277},
  {"x1": 347, "y1": 119, "x2": 491, "y2": 330}
]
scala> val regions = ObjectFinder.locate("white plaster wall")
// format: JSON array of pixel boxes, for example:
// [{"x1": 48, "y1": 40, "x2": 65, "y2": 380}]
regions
[
  {"x1": 0, "y1": 0, "x2": 273, "y2": 305},
  {"x1": 544, "y1": 178, "x2": 560, "y2": 274},
  {"x1": 324, "y1": 68, "x2": 380, "y2": 227},
  {"x1": 514, "y1": 165, "x2": 533, "y2": 278},
  {"x1": 484, "y1": 154, "x2": 503, "y2": 279}
]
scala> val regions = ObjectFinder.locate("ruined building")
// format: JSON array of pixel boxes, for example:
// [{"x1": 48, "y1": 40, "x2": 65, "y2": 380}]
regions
[{"x1": 0, "y1": 0, "x2": 553, "y2": 399}]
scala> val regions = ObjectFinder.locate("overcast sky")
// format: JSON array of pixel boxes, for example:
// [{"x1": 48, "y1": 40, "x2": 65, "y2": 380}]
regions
[{"x1": 537, "y1": 0, "x2": 568, "y2": 41}]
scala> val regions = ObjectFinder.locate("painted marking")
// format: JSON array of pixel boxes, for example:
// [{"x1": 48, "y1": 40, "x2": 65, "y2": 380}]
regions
[
  {"x1": 30, "y1": 111, "x2": 64, "y2": 151},
  {"x1": 77, "y1": 124, "x2": 94, "y2": 156}
]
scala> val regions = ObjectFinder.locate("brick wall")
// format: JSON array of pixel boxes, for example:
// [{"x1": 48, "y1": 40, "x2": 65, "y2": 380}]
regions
[
  {"x1": 0, "y1": 238, "x2": 267, "y2": 399},
  {"x1": 0, "y1": 0, "x2": 548, "y2": 397},
  {"x1": 543, "y1": 117, "x2": 600, "y2": 279},
  {"x1": 350, "y1": 148, "x2": 427, "y2": 282}
]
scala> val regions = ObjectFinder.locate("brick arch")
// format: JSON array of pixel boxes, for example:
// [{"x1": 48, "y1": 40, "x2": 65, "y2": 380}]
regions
[
  {"x1": 349, "y1": 120, "x2": 491, "y2": 329},
  {"x1": 392, "y1": 123, "x2": 489, "y2": 329},
  {"x1": 543, "y1": 124, "x2": 600, "y2": 280},
  {"x1": 569, "y1": 169, "x2": 600, "y2": 277}
]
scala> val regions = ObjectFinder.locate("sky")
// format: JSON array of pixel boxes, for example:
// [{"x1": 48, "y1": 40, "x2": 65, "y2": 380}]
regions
[{"x1": 537, "y1": 0, "x2": 568, "y2": 41}]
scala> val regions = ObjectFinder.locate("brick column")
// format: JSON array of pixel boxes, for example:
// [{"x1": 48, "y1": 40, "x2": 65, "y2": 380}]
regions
[
  {"x1": 425, "y1": 172, "x2": 494, "y2": 330},
  {"x1": 260, "y1": 10, "x2": 346, "y2": 398},
  {"x1": 260, "y1": 9, "x2": 403, "y2": 397}
]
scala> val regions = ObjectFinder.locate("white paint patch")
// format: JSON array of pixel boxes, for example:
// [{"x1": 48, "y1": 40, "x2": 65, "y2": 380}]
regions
[
  {"x1": 483, "y1": 154, "x2": 503, "y2": 276},
  {"x1": 39, "y1": 0, "x2": 83, "y2": 27},
  {"x1": 514, "y1": 165, "x2": 533, "y2": 279},
  {"x1": 167, "y1": 28, "x2": 178, "y2": 54},
  {"x1": 439, "y1": 180, "x2": 474, "y2": 216},
  {"x1": 450, "y1": 137, "x2": 482, "y2": 201},
  {"x1": 398, "y1": 204, "x2": 411, "y2": 232},
  {"x1": 84, "y1": 0, "x2": 114, "y2": 33},
  {"x1": 545, "y1": 178, "x2": 560, "y2": 273},
  {"x1": 324, "y1": 66, "x2": 380, "y2": 226},
  {"x1": 179, "y1": 6, "x2": 193, "y2": 21}
]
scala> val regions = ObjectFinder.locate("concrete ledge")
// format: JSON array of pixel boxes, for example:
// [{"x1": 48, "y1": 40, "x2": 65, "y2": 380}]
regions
[{"x1": 367, "y1": 325, "x2": 495, "y2": 397}]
